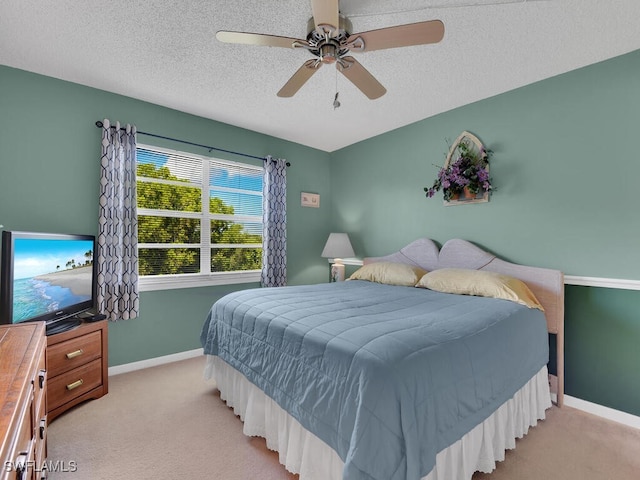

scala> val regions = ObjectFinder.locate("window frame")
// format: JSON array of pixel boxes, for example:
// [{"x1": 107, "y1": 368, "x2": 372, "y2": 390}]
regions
[{"x1": 136, "y1": 143, "x2": 263, "y2": 292}]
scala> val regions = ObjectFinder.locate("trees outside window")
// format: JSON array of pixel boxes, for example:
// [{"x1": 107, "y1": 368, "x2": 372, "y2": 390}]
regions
[{"x1": 136, "y1": 145, "x2": 263, "y2": 289}]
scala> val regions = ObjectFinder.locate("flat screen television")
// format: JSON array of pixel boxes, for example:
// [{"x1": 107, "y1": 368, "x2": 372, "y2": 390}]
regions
[{"x1": 0, "y1": 230, "x2": 97, "y2": 334}]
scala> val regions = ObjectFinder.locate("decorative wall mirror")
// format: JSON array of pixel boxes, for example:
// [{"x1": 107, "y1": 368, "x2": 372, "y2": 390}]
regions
[{"x1": 424, "y1": 131, "x2": 493, "y2": 206}]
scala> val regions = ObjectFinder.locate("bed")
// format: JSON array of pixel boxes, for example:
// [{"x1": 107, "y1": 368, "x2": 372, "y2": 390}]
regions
[{"x1": 200, "y1": 238, "x2": 564, "y2": 480}]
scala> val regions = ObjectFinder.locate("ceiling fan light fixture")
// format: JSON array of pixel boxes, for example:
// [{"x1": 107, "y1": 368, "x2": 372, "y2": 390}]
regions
[{"x1": 319, "y1": 44, "x2": 338, "y2": 63}]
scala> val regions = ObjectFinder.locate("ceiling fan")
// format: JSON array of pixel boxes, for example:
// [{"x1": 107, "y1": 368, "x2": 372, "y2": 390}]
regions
[{"x1": 216, "y1": 0, "x2": 445, "y2": 100}]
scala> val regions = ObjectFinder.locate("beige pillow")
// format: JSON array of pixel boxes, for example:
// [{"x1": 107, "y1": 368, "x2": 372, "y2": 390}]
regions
[
  {"x1": 349, "y1": 262, "x2": 428, "y2": 287},
  {"x1": 416, "y1": 268, "x2": 544, "y2": 310}
]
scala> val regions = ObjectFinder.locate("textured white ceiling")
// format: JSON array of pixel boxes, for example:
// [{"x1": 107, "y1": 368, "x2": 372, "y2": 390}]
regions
[{"x1": 1, "y1": 1, "x2": 639, "y2": 152}]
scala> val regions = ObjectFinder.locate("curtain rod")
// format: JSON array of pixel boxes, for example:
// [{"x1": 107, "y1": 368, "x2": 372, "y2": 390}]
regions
[{"x1": 94, "y1": 121, "x2": 290, "y2": 166}]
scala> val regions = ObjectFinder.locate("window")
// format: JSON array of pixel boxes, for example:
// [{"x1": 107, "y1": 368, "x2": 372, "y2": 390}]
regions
[{"x1": 136, "y1": 144, "x2": 263, "y2": 291}]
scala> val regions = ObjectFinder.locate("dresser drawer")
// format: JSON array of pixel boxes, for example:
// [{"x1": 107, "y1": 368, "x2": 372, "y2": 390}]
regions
[
  {"x1": 45, "y1": 320, "x2": 108, "y2": 422},
  {"x1": 47, "y1": 358, "x2": 103, "y2": 412},
  {"x1": 7, "y1": 396, "x2": 34, "y2": 480},
  {"x1": 47, "y1": 330, "x2": 102, "y2": 375}
]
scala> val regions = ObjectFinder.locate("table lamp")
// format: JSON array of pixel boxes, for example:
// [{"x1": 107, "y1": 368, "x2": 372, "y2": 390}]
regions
[{"x1": 321, "y1": 233, "x2": 355, "y2": 282}]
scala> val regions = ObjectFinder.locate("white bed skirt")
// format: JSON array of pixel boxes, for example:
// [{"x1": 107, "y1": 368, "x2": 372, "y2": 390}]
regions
[{"x1": 205, "y1": 355, "x2": 552, "y2": 480}]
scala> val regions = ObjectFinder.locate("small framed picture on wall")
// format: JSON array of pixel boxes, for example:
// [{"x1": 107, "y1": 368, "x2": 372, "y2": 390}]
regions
[{"x1": 301, "y1": 192, "x2": 320, "y2": 208}]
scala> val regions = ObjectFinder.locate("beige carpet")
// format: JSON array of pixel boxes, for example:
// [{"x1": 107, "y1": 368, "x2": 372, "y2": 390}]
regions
[{"x1": 47, "y1": 356, "x2": 640, "y2": 480}]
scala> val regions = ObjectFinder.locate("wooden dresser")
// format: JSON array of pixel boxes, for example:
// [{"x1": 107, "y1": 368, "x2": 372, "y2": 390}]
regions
[
  {"x1": 46, "y1": 320, "x2": 108, "y2": 423},
  {"x1": 0, "y1": 322, "x2": 48, "y2": 480}
]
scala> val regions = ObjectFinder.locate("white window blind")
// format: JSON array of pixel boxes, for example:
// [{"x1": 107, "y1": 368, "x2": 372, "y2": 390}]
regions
[{"x1": 136, "y1": 144, "x2": 263, "y2": 290}]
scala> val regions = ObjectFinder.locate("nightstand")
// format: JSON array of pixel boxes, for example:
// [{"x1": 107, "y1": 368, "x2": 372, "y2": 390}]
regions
[
  {"x1": 325, "y1": 258, "x2": 363, "y2": 281},
  {"x1": 46, "y1": 320, "x2": 108, "y2": 422}
]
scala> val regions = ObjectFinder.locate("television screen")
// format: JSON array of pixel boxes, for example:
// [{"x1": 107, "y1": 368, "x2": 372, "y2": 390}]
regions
[{"x1": 0, "y1": 231, "x2": 97, "y2": 326}]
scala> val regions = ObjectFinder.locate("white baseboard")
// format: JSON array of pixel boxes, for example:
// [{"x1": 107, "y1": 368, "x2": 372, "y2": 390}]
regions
[
  {"x1": 564, "y1": 394, "x2": 640, "y2": 430},
  {"x1": 108, "y1": 348, "x2": 203, "y2": 376},
  {"x1": 108, "y1": 350, "x2": 640, "y2": 431}
]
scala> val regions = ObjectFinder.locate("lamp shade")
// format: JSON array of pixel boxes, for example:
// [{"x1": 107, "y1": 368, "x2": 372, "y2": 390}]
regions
[{"x1": 321, "y1": 233, "x2": 355, "y2": 259}]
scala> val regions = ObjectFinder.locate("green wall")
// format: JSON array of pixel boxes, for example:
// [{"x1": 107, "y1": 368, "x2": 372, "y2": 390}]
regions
[
  {"x1": 0, "y1": 65, "x2": 331, "y2": 367},
  {"x1": 330, "y1": 50, "x2": 640, "y2": 279},
  {"x1": 329, "y1": 50, "x2": 640, "y2": 417},
  {"x1": 2, "y1": 48, "x2": 639, "y2": 418},
  {"x1": 565, "y1": 286, "x2": 639, "y2": 416}
]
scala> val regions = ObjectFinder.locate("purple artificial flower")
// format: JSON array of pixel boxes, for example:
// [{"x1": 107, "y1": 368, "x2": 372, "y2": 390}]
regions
[{"x1": 425, "y1": 141, "x2": 492, "y2": 200}]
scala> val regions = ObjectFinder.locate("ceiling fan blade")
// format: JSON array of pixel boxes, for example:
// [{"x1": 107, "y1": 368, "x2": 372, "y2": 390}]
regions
[
  {"x1": 347, "y1": 20, "x2": 445, "y2": 52},
  {"x1": 311, "y1": 0, "x2": 339, "y2": 32},
  {"x1": 337, "y1": 57, "x2": 386, "y2": 100},
  {"x1": 216, "y1": 31, "x2": 306, "y2": 49},
  {"x1": 277, "y1": 60, "x2": 322, "y2": 97}
]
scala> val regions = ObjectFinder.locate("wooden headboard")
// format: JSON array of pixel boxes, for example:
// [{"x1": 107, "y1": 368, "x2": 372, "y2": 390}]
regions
[{"x1": 365, "y1": 238, "x2": 565, "y2": 406}]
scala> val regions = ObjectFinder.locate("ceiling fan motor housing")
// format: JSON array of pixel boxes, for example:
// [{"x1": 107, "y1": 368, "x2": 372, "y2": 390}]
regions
[{"x1": 306, "y1": 15, "x2": 353, "y2": 64}]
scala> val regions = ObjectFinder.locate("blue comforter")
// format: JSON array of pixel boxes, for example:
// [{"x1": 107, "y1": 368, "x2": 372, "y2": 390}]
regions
[{"x1": 200, "y1": 280, "x2": 548, "y2": 480}]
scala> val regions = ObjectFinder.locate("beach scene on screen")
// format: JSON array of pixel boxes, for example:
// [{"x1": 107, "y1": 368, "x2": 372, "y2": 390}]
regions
[{"x1": 12, "y1": 238, "x2": 93, "y2": 322}]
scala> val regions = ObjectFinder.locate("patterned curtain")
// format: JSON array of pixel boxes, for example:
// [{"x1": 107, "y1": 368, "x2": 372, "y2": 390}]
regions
[
  {"x1": 97, "y1": 119, "x2": 139, "y2": 320},
  {"x1": 261, "y1": 156, "x2": 287, "y2": 287}
]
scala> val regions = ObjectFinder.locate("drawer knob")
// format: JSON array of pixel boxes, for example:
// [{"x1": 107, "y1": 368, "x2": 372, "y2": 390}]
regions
[
  {"x1": 39, "y1": 369, "x2": 46, "y2": 388},
  {"x1": 66, "y1": 379, "x2": 84, "y2": 390},
  {"x1": 66, "y1": 349, "x2": 84, "y2": 359}
]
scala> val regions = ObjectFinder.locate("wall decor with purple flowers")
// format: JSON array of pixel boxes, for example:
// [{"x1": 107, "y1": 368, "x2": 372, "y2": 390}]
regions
[{"x1": 424, "y1": 131, "x2": 493, "y2": 206}]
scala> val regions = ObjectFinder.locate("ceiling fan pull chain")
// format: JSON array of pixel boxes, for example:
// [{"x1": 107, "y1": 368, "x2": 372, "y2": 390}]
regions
[{"x1": 333, "y1": 68, "x2": 341, "y2": 109}]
